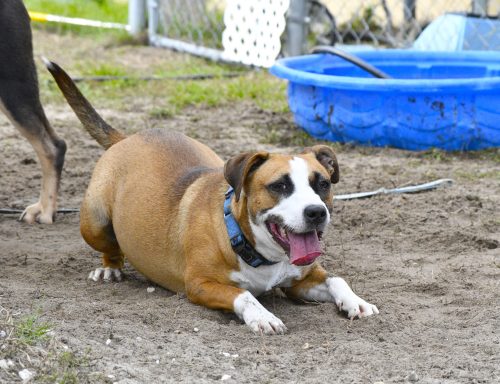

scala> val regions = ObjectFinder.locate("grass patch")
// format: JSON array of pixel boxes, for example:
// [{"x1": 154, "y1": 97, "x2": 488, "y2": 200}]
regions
[
  {"x1": 150, "y1": 72, "x2": 288, "y2": 113},
  {"x1": 260, "y1": 123, "x2": 341, "y2": 149},
  {"x1": 0, "y1": 307, "x2": 94, "y2": 383},
  {"x1": 15, "y1": 313, "x2": 51, "y2": 345},
  {"x1": 26, "y1": 0, "x2": 128, "y2": 37},
  {"x1": 38, "y1": 351, "x2": 91, "y2": 384},
  {"x1": 75, "y1": 63, "x2": 139, "y2": 90},
  {"x1": 78, "y1": 63, "x2": 128, "y2": 77},
  {"x1": 25, "y1": 0, "x2": 128, "y2": 23},
  {"x1": 149, "y1": 107, "x2": 175, "y2": 119},
  {"x1": 263, "y1": 126, "x2": 319, "y2": 147},
  {"x1": 29, "y1": 14, "x2": 288, "y2": 115},
  {"x1": 418, "y1": 148, "x2": 451, "y2": 162},
  {"x1": 41, "y1": 64, "x2": 288, "y2": 115}
]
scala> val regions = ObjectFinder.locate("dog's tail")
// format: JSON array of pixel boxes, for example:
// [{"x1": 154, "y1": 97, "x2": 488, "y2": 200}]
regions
[{"x1": 43, "y1": 58, "x2": 125, "y2": 149}]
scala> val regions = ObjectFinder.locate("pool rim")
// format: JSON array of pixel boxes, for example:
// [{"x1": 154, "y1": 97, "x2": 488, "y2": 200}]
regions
[{"x1": 270, "y1": 50, "x2": 500, "y2": 92}]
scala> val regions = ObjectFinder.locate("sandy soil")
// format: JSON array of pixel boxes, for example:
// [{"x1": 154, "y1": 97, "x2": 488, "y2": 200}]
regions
[{"x1": 1, "y1": 31, "x2": 499, "y2": 383}]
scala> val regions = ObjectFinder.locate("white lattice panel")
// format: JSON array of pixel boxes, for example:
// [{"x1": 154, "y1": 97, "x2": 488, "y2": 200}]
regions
[{"x1": 222, "y1": 0, "x2": 290, "y2": 67}]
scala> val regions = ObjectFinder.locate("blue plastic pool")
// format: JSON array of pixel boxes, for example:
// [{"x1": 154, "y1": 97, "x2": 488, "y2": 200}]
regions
[{"x1": 270, "y1": 50, "x2": 500, "y2": 151}]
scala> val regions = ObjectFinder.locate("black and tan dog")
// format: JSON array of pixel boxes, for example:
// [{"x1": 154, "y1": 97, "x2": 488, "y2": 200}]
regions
[
  {"x1": 0, "y1": 0, "x2": 66, "y2": 223},
  {"x1": 45, "y1": 59, "x2": 378, "y2": 334}
]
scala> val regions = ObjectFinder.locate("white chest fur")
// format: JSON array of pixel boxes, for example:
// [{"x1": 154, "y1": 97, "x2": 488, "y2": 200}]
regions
[{"x1": 230, "y1": 259, "x2": 305, "y2": 296}]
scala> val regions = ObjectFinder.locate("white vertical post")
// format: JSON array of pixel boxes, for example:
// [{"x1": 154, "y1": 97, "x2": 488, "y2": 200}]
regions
[
  {"x1": 147, "y1": 0, "x2": 159, "y2": 38},
  {"x1": 128, "y1": 0, "x2": 146, "y2": 36}
]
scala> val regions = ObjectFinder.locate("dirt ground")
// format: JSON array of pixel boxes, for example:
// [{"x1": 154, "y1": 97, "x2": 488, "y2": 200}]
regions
[{"x1": 1, "y1": 30, "x2": 499, "y2": 383}]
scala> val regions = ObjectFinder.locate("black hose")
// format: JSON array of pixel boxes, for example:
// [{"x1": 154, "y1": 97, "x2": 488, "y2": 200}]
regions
[
  {"x1": 0, "y1": 208, "x2": 79, "y2": 214},
  {"x1": 68, "y1": 72, "x2": 244, "y2": 83},
  {"x1": 311, "y1": 45, "x2": 392, "y2": 79}
]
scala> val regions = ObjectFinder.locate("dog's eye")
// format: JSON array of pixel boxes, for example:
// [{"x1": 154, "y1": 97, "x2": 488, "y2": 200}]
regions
[
  {"x1": 268, "y1": 175, "x2": 294, "y2": 196},
  {"x1": 270, "y1": 182, "x2": 288, "y2": 193},
  {"x1": 319, "y1": 180, "x2": 330, "y2": 190}
]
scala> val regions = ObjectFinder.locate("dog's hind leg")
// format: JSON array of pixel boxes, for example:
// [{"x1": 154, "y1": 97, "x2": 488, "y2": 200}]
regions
[{"x1": 80, "y1": 197, "x2": 124, "y2": 282}]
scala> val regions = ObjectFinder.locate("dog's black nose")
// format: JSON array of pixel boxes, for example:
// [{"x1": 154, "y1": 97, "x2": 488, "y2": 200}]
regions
[{"x1": 304, "y1": 205, "x2": 327, "y2": 225}]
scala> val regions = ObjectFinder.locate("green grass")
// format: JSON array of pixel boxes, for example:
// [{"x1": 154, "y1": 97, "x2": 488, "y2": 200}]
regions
[
  {"x1": 0, "y1": 307, "x2": 94, "y2": 383},
  {"x1": 149, "y1": 106, "x2": 175, "y2": 119},
  {"x1": 79, "y1": 63, "x2": 128, "y2": 77},
  {"x1": 263, "y1": 126, "x2": 319, "y2": 147},
  {"x1": 25, "y1": 0, "x2": 129, "y2": 37},
  {"x1": 15, "y1": 313, "x2": 52, "y2": 345},
  {"x1": 27, "y1": 0, "x2": 289, "y2": 115},
  {"x1": 418, "y1": 148, "x2": 451, "y2": 162},
  {"x1": 261, "y1": 126, "x2": 346, "y2": 150},
  {"x1": 39, "y1": 351, "x2": 81, "y2": 384},
  {"x1": 41, "y1": 64, "x2": 288, "y2": 114},
  {"x1": 164, "y1": 73, "x2": 288, "y2": 112},
  {"x1": 166, "y1": 72, "x2": 287, "y2": 112},
  {"x1": 34, "y1": 349, "x2": 92, "y2": 383},
  {"x1": 25, "y1": 0, "x2": 128, "y2": 23}
]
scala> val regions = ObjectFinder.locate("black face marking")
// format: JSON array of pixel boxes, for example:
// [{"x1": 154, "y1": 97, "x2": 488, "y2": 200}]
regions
[
  {"x1": 310, "y1": 172, "x2": 331, "y2": 199},
  {"x1": 263, "y1": 214, "x2": 286, "y2": 227},
  {"x1": 267, "y1": 174, "x2": 294, "y2": 198}
]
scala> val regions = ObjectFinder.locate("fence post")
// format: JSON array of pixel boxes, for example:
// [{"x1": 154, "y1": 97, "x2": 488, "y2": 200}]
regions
[
  {"x1": 286, "y1": 0, "x2": 308, "y2": 56},
  {"x1": 129, "y1": 0, "x2": 146, "y2": 36},
  {"x1": 471, "y1": 0, "x2": 488, "y2": 16},
  {"x1": 147, "y1": 0, "x2": 159, "y2": 38}
]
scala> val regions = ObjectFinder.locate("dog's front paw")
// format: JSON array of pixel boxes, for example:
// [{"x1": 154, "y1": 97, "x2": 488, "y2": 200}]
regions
[
  {"x1": 19, "y1": 201, "x2": 54, "y2": 224},
  {"x1": 327, "y1": 277, "x2": 379, "y2": 319},
  {"x1": 234, "y1": 291, "x2": 287, "y2": 335},
  {"x1": 88, "y1": 267, "x2": 122, "y2": 282},
  {"x1": 246, "y1": 311, "x2": 287, "y2": 335},
  {"x1": 336, "y1": 294, "x2": 379, "y2": 319}
]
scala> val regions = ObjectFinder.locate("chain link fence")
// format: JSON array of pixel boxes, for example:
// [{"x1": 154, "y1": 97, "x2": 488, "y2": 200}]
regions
[
  {"x1": 147, "y1": 0, "x2": 500, "y2": 63},
  {"x1": 315, "y1": 0, "x2": 499, "y2": 48},
  {"x1": 156, "y1": 0, "x2": 226, "y2": 49}
]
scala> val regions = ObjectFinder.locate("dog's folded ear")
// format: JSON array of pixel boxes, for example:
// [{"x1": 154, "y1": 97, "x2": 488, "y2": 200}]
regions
[
  {"x1": 224, "y1": 151, "x2": 269, "y2": 201},
  {"x1": 302, "y1": 145, "x2": 340, "y2": 184}
]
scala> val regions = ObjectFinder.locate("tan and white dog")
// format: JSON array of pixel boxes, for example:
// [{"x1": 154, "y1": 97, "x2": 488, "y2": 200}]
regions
[{"x1": 45, "y1": 59, "x2": 378, "y2": 335}]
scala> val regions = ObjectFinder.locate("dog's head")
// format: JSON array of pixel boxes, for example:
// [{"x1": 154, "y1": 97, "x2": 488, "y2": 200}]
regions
[{"x1": 224, "y1": 145, "x2": 339, "y2": 266}]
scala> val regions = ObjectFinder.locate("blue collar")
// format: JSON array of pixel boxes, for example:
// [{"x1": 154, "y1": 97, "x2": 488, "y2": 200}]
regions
[{"x1": 223, "y1": 187, "x2": 278, "y2": 268}]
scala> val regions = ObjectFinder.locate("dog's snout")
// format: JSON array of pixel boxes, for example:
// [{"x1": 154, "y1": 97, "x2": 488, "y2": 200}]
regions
[{"x1": 304, "y1": 205, "x2": 327, "y2": 225}]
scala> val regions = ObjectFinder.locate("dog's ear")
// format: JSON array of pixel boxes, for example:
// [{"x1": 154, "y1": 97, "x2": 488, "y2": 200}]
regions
[
  {"x1": 302, "y1": 145, "x2": 340, "y2": 184},
  {"x1": 224, "y1": 151, "x2": 269, "y2": 202}
]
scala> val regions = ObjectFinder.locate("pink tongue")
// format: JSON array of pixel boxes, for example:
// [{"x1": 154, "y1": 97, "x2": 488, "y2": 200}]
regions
[{"x1": 287, "y1": 230, "x2": 322, "y2": 266}]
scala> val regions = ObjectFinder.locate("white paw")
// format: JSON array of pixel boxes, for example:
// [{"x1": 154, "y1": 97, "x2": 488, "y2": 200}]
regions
[
  {"x1": 19, "y1": 201, "x2": 54, "y2": 224},
  {"x1": 88, "y1": 267, "x2": 122, "y2": 282},
  {"x1": 335, "y1": 294, "x2": 379, "y2": 319},
  {"x1": 246, "y1": 311, "x2": 287, "y2": 335},
  {"x1": 234, "y1": 291, "x2": 287, "y2": 335},
  {"x1": 327, "y1": 277, "x2": 379, "y2": 319}
]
